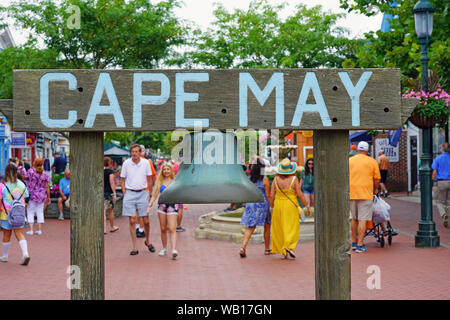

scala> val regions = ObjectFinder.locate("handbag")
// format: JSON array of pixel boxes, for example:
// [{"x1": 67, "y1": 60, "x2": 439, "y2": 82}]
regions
[{"x1": 276, "y1": 178, "x2": 306, "y2": 222}]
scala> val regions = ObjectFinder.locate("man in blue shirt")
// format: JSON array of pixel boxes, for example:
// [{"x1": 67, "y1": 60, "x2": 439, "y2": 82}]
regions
[
  {"x1": 52, "y1": 152, "x2": 67, "y2": 174},
  {"x1": 432, "y1": 142, "x2": 450, "y2": 228},
  {"x1": 57, "y1": 169, "x2": 70, "y2": 221}
]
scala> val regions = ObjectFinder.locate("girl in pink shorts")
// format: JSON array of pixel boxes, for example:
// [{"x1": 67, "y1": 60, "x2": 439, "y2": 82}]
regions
[{"x1": 147, "y1": 163, "x2": 180, "y2": 260}]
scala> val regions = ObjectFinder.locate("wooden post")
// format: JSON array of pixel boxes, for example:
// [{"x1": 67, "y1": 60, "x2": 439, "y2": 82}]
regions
[
  {"x1": 70, "y1": 132, "x2": 104, "y2": 300},
  {"x1": 314, "y1": 130, "x2": 351, "y2": 300}
]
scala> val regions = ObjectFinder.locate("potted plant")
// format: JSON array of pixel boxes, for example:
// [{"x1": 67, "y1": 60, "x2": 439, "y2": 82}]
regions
[{"x1": 402, "y1": 75, "x2": 450, "y2": 129}]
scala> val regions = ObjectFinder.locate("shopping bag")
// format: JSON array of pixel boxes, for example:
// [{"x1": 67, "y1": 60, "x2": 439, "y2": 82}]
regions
[
  {"x1": 377, "y1": 195, "x2": 391, "y2": 211},
  {"x1": 373, "y1": 195, "x2": 390, "y2": 224}
]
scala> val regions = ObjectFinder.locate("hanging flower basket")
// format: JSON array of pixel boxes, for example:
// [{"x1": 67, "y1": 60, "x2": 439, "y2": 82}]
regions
[
  {"x1": 408, "y1": 113, "x2": 441, "y2": 129},
  {"x1": 403, "y1": 86, "x2": 450, "y2": 129}
]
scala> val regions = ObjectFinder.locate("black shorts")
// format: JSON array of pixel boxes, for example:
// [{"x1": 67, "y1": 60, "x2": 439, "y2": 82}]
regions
[{"x1": 380, "y1": 170, "x2": 388, "y2": 183}]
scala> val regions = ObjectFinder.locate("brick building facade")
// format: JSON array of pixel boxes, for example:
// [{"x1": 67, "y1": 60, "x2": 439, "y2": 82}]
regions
[{"x1": 373, "y1": 131, "x2": 409, "y2": 192}]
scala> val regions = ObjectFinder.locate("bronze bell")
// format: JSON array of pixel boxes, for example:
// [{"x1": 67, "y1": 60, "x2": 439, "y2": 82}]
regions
[{"x1": 158, "y1": 132, "x2": 265, "y2": 204}]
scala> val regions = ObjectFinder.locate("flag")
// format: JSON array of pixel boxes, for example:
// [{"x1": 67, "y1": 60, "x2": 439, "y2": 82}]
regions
[{"x1": 388, "y1": 129, "x2": 402, "y2": 147}]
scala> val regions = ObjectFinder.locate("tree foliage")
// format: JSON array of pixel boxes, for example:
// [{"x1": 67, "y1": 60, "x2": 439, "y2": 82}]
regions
[
  {"x1": 187, "y1": 0, "x2": 355, "y2": 69},
  {"x1": 104, "y1": 132, "x2": 172, "y2": 156},
  {"x1": 0, "y1": 41, "x2": 63, "y2": 99},
  {"x1": 1, "y1": 0, "x2": 189, "y2": 152},
  {"x1": 339, "y1": 0, "x2": 449, "y2": 90},
  {"x1": 0, "y1": 0, "x2": 188, "y2": 69}
]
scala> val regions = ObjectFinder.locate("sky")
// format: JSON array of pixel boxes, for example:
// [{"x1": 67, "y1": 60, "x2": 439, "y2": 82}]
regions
[{"x1": 0, "y1": 0, "x2": 383, "y2": 46}]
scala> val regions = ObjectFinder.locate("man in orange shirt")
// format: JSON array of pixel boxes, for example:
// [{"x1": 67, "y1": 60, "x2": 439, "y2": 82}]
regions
[
  {"x1": 349, "y1": 141, "x2": 381, "y2": 253},
  {"x1": 377, "y1": 150, "x2": 390, "y2": 197}
]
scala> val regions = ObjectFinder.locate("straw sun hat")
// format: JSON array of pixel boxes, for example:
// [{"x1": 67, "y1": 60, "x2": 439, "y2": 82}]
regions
[{"x1": 277, "y1": 158, "x2": 297, "y2": 175}]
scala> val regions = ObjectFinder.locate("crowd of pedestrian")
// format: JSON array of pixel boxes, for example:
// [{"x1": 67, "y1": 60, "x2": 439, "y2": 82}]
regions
[
  {"x1": 119, "y1": 144, "x2": 184, "y2": 259},
  {"x1": 0, "y1": 152, "x2": 70, "y2": 266},
  {"x1": 2, "y1": 137, "x2": 448, "y2": 267}
]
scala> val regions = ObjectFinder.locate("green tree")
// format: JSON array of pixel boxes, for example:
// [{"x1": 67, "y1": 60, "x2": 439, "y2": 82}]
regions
[
  {"x1": 187, "y1": 0, "x2": 355, "y2": 69},
  {"x1": 0, "y1": 41, "x2": 63, "y2": 99},
  {"x1": 339, "y1": 0, "x2": 449, "y2": 89},
  {"x1": 0, "y1": 0, "x2": 188, "y2": 69},
  {"x1": 1, "y1": 0, "x2": 189, "y2": 152},
  {"x1": 104, "y1": 131, "x2": 172, "y2": 155}
]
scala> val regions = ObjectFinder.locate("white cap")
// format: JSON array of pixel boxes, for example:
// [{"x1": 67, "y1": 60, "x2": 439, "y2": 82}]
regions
[
  {"x1": 139, "y1": 145, "x2": 146, "y2": 153},
  {"x1": 357, "y1": 141, "x2": 369, "y2": 151}
]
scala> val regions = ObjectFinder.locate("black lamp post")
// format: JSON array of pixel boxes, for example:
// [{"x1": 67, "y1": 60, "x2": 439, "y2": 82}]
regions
[{"x1": 413, "y1": 0, "x2": 440, "y2": 248}]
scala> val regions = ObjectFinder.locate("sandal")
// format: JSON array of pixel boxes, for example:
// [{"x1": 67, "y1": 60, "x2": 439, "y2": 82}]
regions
[
  {"x1": 286, "y1": 248, "x2": 296, "y2": 259},
  {"x1": 130, "y1": 250, "x2": 139, "y2": 256},
  {"x1": 264, "y1": 249, "x2": 272, "y2": 255},
  {"x1": 145, "y1": 241, "x2": 156, "y2": 253},
  {"x1": 110, "y1": 227, "x2": 119, "y2": 233},
  {"x1": 239, "y1": 247, "x2": 246, "y2": 258}
]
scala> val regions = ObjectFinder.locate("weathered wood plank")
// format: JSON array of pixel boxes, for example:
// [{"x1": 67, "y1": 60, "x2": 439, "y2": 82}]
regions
[
  {"x1": 70, "y1": 132, "x2": 104, "y2": 300},
  {"x1": 314, "y1": 130, "x2": 351, "y2": 300},
  {"x1": 13, "y1": 68, "x2": 402, "y2": 132},
  {"x1": 401, "y1": 97, "x2": 420, "y2": 125},
  {"x1": 0, "y1": 99, "x2": 13, "y2": 127}
]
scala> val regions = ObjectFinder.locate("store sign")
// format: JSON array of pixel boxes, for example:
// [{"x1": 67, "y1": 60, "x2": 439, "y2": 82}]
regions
[
  {"x1": 301, "y1": 130, "x2": 313, "y2": 138},
  {"x1": 375, "y1": 138, "x2": 399, "y2": 163},
  {"x1": 11, "y1": 132, "x2": 26, "y2": 147},
  {"x1": 26, "y1": 134, "x2": 36, "y2": 146}
]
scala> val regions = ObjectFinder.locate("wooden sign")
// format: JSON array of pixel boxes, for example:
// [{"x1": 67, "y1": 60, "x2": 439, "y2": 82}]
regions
[{"x1": 12, "y1": 68, "x2": 401, "y2": 132}]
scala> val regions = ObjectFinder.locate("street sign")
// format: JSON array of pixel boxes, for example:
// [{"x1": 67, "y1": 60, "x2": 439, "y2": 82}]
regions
[{"x1": 12, "y1": 68, "x2": 402, "y2": 132}]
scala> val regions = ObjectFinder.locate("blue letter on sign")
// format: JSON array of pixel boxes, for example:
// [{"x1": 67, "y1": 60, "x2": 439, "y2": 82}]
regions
[
  {"x1": 291, "y1": 72, "x2": 331, "y2": 127},
  {"x1": 239, "y1": 72, "x2": 284, "y2": 127},
  {"x1": 175, "y1": 73, "x2": 210, "y2": 128},
  {"x1": 85, "y1": 73, "x2": 126, "y2": 128},
  {"x1": 338, "y1": 71, "x2": 373, "y2": 127},
  {"x1": 40, "y1": 73, "x2": 77, "y2": 128},
  {"x1": 133, "y1": 73, "x2": 170, "y2": 128}
]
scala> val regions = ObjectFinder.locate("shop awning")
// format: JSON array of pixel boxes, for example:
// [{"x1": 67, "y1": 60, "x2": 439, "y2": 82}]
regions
[{"x1": 349, "y1": 131, "x2": 372, "y2": 143}]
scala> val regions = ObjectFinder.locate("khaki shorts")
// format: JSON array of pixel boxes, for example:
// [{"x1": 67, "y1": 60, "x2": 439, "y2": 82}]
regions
[{"x1": 350, "y1": 200, "x2": 373, "y2": 221}]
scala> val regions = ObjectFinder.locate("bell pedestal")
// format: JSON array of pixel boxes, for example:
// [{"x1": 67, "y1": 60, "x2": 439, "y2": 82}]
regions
[{"x1": 195, "y1": 210, "x2": 315, "y2": 243}]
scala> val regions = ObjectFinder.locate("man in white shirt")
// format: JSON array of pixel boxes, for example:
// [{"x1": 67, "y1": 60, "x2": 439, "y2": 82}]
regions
[{"x1": 121, "y1": 144, "x2": 155, "y2": 255}]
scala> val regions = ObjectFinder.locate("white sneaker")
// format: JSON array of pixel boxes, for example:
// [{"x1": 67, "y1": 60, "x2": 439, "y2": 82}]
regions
[
  {"x1": 172, "y1": 250, "x2": 178, "y2": 259},
  {"x1": 158, "y1": 248, "x2": 167, "y2": 256},
  {"x1": 0, "y1": 256, "x2": 8, "y2": 262},
  {"x1": 58, "y1": 214, "x2": 64, "y2": 220},
  {"x1": 20, "y1": 256, "x2": 30, "y2": 266},
  {"x1": 26, "y1": 230, "x2": 33, "y2": 235},
  {"x1": 35, "y1": 230, "x2": 42, "y2": 235}
]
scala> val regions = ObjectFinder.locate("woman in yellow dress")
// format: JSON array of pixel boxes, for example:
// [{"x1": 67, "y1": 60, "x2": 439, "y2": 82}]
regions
[{"x1": 270, "y1": 158, "x2": 311, "y2": 259}]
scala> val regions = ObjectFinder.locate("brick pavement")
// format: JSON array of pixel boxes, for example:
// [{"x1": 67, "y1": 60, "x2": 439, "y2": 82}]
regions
[{"x1": 0, "y1": 199, "x2": 448, "y2": 300}]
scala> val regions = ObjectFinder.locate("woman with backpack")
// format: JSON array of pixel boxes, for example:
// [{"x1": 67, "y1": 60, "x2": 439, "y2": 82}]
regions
[
  {"x1": 24, "y1": 158, "x2": 50, "y2": 235},
  {"x1": 0, "y1": 164, "x2": 30, "y2": 265}
]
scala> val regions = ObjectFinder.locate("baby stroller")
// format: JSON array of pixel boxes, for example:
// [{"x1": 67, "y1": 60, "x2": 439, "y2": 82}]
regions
[{"x1": 364, "y1": 195, "x2": 397, "y2": 248}]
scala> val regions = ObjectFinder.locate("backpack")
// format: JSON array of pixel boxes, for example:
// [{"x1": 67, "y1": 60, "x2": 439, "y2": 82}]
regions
[{"x1": 1, "y1": 182, "x2": 26, "y2": 227}]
